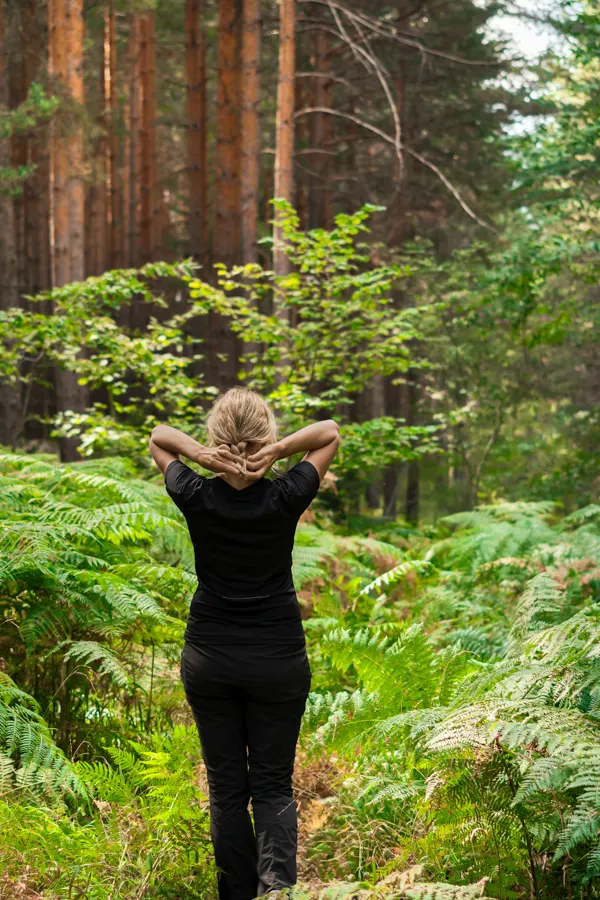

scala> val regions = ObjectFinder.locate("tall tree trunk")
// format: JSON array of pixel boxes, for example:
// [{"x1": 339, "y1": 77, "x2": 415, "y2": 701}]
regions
[
  {"x1": 22, "y1": 0, "x2": 50, "y2": 296},
  {"x1": 49, "y1": 0, "x2": 88, "y2": 461},
  {"x1": 127, "y1": 14, "x2": 141, "y2": 269},
  {"x1": 240, "y1": 0, "x2": 260, "y2": 266},
  {"x1": 140, "y1": 11, "x2": 158, "y2": 264},
  {"x1": 105, "y1": 0, "x2": 121, "y2": 269},
  {"x1": 49, "y1": 0, "x2": 70, "y2": 289},
  {"x1": 86, "y1": 48, "x2": 107, "y2": 277},
  {"x1": 66, "y1": 0, "x2": 85, "y2": 283},
  {"x1": 365, "y1": 374, "x2": 385, "y2": 509},
  {"x1": 9, "y1": 12, "x2": 27, "y2": 300},
  {"x1": 0, "y1": 0, "x2": 21, "y2": 445},
  {"x1": 383, "y1": 71, "x2": 409, "y2": 517},
  {"x1": 404, "y1": 367, "x2": 420, "y2": 525},
  {"x1": 383, "y1": 372, "x2": 403, "y2": 517},
  {"x1": 212, "y1": 0, "x2": 242, "y2": 387},
  {"x1": 273, "y1": 0, "x2": 295, "y2": 321},
  {"x1": 214, "y1": 0, "x2": 241, "y2": 269},
  {"x1": 309, "y1": 17, "x2": 332, "y2": 230},
  {"x1": 185, "y1": 0, "x2": 208, "y2": 266},
  {"x1": 294, "y1": 76, "x2": 308, "y2": 231}
]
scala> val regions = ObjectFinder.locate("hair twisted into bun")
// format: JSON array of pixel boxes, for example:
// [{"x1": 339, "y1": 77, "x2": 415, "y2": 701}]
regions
[
  {"x1": 229, "y1": 440, "x2": 249, "y2": 475},
  {"x1": 206, "y1": 388, "x2": 278, "y2": 476}
]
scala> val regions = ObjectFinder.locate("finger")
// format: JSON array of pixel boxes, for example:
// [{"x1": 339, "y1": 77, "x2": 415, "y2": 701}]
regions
[
  {"x1": 246, "y1": 460, "x2": 267, "y2": 474},
  {"x1": 216, "y1": 447, "x2": 240, "y2": 464},
  {"x1": 218, "y1": 466, "x2": 239, "y2": 477},
  {"x1": 246, "y1": 456, "x2": 265, "y2": 469},
  {"x1": 247, "y1": 449, "x2": 267, "y2": 463}
]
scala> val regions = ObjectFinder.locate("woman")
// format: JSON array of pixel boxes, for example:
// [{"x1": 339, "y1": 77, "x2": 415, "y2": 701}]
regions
[{"x1": 149, "y1": 387, "x2": 340, "y2": 900}]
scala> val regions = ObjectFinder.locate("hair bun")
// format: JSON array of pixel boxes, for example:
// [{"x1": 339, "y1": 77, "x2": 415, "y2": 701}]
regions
[{"x1": 230, "y1": 441, "x2": 249, "y2": 475}]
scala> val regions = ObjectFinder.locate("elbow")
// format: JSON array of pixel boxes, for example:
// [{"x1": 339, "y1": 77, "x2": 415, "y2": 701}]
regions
[
  {"x1": 150, "y1": 424, "x2": 165, "y2": 444},
  {"x1": 326, "y1": 420, "x2": 341, "y2": 447}
]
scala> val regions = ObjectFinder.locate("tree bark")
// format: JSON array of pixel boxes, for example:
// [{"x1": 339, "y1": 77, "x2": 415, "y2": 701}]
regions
[
  {"x1": 105, "y1": 0, "x2": 121, "y2": 269},
  {"x1": 49, "y1": 0, "x2": 88, "y2": 461},
  {"x1": 0, "y1": 0, "x2": 22, "y2": 445},
  {"x1": 185, "y1": 0, "x2": 208, "y2": 266},
  {"x1": 273, "y1": 0, "x2": 295, "y2": 320},
  {"x1": 240, "y1": 0, "x2": 260, "y2": 266},
  {"x1": 404, "y1": 367, "x2": 420, "y2": 525},
  {"x1": 212, "y1": 0, "x2": 242, "y2": 387},
  {"x1": 383, "y1": 71, "x2": 409, "y2": 517},
  {"x1": 127, "y1": 14, "x2": 141, "y2": 269},
  {"x1": 66, "y1": 0, "x2": 85, "y2": 283},
  {"x1": 366, "y1": 374, "x2": 385, "y2": 509},
  {"x1": 383, "y1": 372, "x2": 403, "y2": 517},
  {"x1": 140, "y1": 11, "x2": 158, "y2": 264},
  {"x1": 86, "y1": 48, "x2": 107, "y2": 277},
  {"x1": 214, "y1": 0, "x2": 241, "y2": 269},
  {"x1": 308, "y1": 16, "x2": 332, "y2": 230},
  {"x1": 294, "y1": 76, "x2": 308, "y2": 231},
  {"x1": 48, "y1": 0, "x2": 70, "y2": 289},
  {"x1": 22, "y1": 0, "x2": 50, "y2": 295}
]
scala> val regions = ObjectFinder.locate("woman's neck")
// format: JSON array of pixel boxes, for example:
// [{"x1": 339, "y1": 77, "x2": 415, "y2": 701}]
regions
[{"x1": 219, "y1": 473, "x2": 255, "y2": 491}]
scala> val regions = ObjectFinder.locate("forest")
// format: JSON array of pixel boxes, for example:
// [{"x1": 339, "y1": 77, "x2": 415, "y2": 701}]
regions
[{"x1": 0, "y1": 0, "x2": 599, "y2": 896}]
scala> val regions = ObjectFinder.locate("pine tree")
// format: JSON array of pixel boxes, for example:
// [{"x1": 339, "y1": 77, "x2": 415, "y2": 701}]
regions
[
  {"x1": 240, "y1": 0, "x2": 261, "y2": 266},
  {"x1": 185, "y1": 0, "x2": 208, "y2": 266},
  {"x1": 0, "y1": 0, "x2": 20, "y2": 445}
]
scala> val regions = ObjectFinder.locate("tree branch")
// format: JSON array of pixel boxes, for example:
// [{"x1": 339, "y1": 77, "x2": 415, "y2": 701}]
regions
[{"x1": 295, "y1": 106, "x2": 496, "y2": 232}]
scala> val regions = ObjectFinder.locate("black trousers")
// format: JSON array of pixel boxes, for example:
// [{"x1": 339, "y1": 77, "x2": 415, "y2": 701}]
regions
[{"x1": 180, "y1": 641, "x2": 312, "y2": 900}]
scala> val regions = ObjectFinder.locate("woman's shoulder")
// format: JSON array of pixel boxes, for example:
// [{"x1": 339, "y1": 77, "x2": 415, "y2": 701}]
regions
[
  {"x1": 270, "y1": 460, "x2": 320, "y2": 514},
  {"x1": 164, "y1": 459, "x2": 205, "y2": 512}
]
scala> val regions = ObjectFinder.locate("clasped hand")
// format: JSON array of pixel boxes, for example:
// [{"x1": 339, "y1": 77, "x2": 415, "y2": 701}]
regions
[
  {"x1": 197, "y1": 445, "x2": 245, "y2": 478},
  {"x1": 197, "y1": 443, "x2": 280, "y2": 481},
  {"x1": 242, "y1": 443, "x2": 280, "y2": 481}
]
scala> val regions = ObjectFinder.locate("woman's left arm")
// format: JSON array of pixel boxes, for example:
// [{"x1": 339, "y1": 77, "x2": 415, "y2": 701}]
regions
[
  {"x1": 149, "y1": 425, "x2": 243, "y2": 477},
  {"x1": 149, "y1": 436, "x2": 179, "y2": 475}
]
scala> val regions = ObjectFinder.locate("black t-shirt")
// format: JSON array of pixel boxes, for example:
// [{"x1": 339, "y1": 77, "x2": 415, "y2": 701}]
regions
[{"x1": 164, "y1": 458, "x2": 320, "y2": 648}]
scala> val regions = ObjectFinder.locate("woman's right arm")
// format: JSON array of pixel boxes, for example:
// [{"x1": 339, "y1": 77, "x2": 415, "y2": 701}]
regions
[{"x1": 246, "y1": 419, "x2": 341, "y2": 483}]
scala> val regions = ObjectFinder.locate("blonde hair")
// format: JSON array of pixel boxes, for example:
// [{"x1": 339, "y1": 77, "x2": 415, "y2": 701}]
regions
[{"x1": 206, "y1": 387, "x2": 278, "y2": 475}]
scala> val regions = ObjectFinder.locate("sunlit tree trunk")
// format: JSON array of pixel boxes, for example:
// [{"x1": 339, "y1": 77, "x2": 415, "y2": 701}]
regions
[
  {"x1": 273, "y1": 0, "x2": 295, "y2": 322},
  {"x1": 185, "y1": 0, "x2": 208, "y2": 266},
  {"x1": 49, "y1": 0, "x2": 88, "y2": 460},
  {"x1": 0, "y1": 0, "x2": 21, "y2": 445},
  {"x1": 49, "y1": 0, "x2": 69, "y2": 288},
  {"x1": 241, "y1": 0, "x2": 260, "y2": 266},
  {"x1": 66, "y1": 0, "x2": 85, "y2": 283},
  {"x1": 140, "y1": 11, "x2": 158, "y2": 263}
]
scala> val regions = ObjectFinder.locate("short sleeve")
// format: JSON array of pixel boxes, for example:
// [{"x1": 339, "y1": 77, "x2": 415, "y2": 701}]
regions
[
  {"x1": 276, "y1": 460, "x2": 321, "y2": 516},
  {"x1": 164, "y1": 459, "x2": 204, "y2": 513}
]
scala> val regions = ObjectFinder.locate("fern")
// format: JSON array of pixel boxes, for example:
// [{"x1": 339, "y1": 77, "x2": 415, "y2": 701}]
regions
[
  {"x1": 359, "y1": 560, "x2": 432, "y2": 597},
  {"x1": 0, "y1": 673, "x2": 85, "y2": 798}
]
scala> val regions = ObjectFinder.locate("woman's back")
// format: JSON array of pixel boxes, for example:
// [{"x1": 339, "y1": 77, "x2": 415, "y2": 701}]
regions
[
  {"x1": 165, "y1": 457, "x2": 320, "y2": 601},
  {"x1": 164, "y1": 457, "x2": 320, "y2": 651}
]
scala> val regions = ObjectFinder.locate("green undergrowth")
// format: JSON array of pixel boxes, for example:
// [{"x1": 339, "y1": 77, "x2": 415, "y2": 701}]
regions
[{"x1": 1, "y1": 452, "x2": 599, "y2": 897}]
